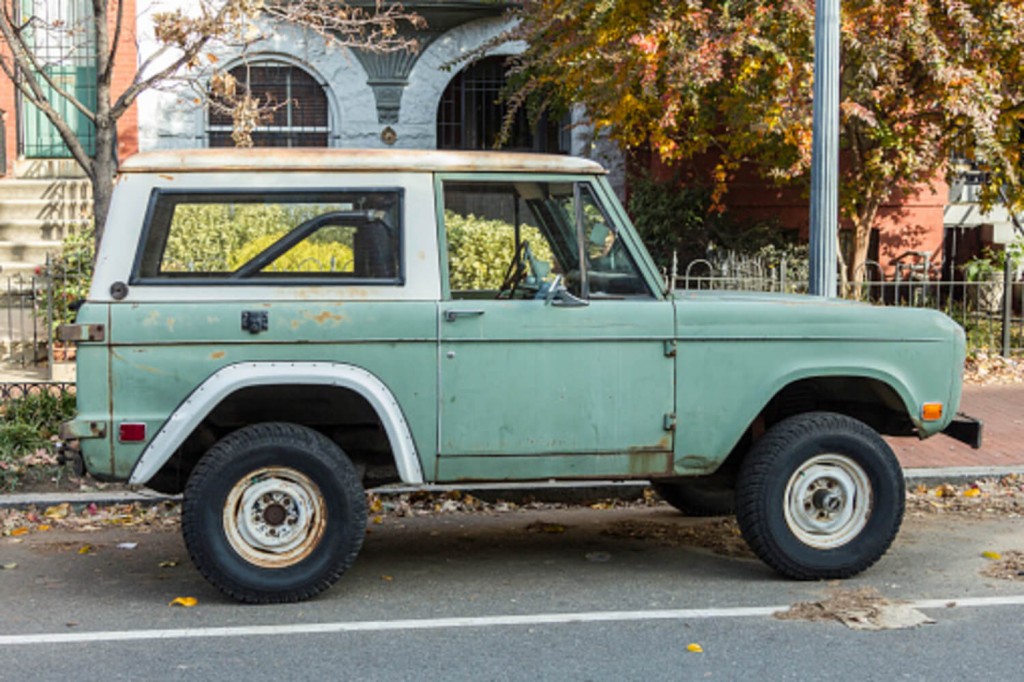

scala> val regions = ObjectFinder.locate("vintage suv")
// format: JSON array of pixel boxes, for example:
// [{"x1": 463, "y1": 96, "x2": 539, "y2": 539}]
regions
[{"x1": 59, "y1": 148, "x2": 980, "y2": 603}]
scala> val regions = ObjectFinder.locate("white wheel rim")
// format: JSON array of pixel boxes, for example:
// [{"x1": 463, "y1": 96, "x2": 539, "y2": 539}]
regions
[
  {"x1": 223, "y1": 467, "x2": 327, "y2": 568},
  {"x1": 783, "y1": 454, "x2": 873, "y2": 550}
]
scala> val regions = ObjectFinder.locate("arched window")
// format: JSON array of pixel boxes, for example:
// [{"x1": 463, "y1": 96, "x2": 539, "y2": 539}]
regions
[
  {"x1": 437, "y1": 56, "x2": 567, "y2": 153},
  {"x1": 209, "y1": 62, "x2": 329, "y2": 147}
]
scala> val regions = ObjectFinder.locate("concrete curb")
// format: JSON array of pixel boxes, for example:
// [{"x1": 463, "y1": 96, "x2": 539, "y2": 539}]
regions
[{"x1": 2, "y1": 466, "x2": 1022, "y2": 510}]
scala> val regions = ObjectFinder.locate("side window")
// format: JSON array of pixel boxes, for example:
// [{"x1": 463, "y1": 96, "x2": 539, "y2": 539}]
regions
[
  {"x1": 442, "y1": 182, "x2": 570, "y2": 300},
  {"x1": 572, "y1": 185, "x2": 651, "y2": 298},
  {"x1": 442, "y1": 181, "x2": 651, "y2": 300},
  {"x1": 134, "y1": 190, "x2": 402, "y2": 283}
]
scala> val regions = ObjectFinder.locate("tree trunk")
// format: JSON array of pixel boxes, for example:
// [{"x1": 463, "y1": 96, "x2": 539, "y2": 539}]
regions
[
  {"x1": 90, "y1": 116, "x2": 117, "y2": 244},
  {"x1": 90, "y1": 161, "x2": 115, "y2": 246},
  {"x1": 849, "y1": 203, "x2": 880, "y2": 286}
]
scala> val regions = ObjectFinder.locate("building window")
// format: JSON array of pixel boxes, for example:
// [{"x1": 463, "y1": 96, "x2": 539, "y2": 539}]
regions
[
  {"x1": 437, "y1": 56, "x2": 567, "y2": 153},
  {"x1": 209, "y1": 63, "x2": 329, "y2": 148}
]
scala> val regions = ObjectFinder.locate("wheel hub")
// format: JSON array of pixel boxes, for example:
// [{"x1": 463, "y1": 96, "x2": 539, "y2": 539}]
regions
[
  {"x1": 223, "y1": 467, "x2": 327, "y2": 568},
  {"x1": 783, "y1": 455, "x2": 873, "y2": 550}
]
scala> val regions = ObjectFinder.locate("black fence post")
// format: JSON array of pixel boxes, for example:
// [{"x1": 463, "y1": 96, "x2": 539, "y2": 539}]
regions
[{"x1": 1002, "y1": 256, "x2": 1013, "y2": 357}]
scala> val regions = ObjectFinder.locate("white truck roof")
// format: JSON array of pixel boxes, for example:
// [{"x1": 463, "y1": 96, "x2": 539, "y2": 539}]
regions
[{"x1": 119, "y1": 148, "x2": 606, "y2": 175}]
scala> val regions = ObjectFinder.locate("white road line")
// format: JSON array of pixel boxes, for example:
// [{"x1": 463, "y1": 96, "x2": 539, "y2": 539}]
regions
[{"x1": 3, "y1": 595, "x2": 1024, "y2": 646}]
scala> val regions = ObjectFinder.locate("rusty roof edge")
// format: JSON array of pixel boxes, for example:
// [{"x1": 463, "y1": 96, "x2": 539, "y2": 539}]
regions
[{"x1": 119, "y1": 148, "x2": 607, "y2": 175}]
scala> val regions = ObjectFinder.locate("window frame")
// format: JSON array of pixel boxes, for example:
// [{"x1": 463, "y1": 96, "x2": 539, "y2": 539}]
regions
[
  {"x1": 435, "y1": 173, "x2": 660, "y2": 301},
  {"x1": 207, "y1": 62, "x2": 330, "y2": 148},
  {"x1": 130, "y1": 187, "x2": 406, "y2": 287}
]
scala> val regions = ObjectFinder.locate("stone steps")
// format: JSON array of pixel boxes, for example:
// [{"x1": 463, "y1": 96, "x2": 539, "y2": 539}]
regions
[{"x1": 0, "y1": 177, "x2": 92, "y2": 276}]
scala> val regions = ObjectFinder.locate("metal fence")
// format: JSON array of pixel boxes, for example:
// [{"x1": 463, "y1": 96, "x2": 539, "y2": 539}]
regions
[
  {"x1": 674, "y1": 253, "x2": 1024, "y2": 356},
  {"x1": 0, "y1": 273, "x2": 49, "y2": 372},
  {"x1": 0, "y1": 244, "x2": 89, "y2": 378}
]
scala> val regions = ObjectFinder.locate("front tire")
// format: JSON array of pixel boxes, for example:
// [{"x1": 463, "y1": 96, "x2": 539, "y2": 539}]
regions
[
  {"x1": 736, "y1": 412, "x2": 904, "y2": 580},
  {"x1": 182, "y1": 422, "x2": 367, "y2": 603}
]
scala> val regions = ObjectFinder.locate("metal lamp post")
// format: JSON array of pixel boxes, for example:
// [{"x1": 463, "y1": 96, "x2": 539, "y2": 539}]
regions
[{"x1": 808, "y1": 0, "x2": 840, "y2": 297}]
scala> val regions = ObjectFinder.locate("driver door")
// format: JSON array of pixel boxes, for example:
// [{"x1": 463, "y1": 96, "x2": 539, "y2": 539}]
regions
[{"x1": 436, "y1": 176, "x2": 676, "y2": 480}]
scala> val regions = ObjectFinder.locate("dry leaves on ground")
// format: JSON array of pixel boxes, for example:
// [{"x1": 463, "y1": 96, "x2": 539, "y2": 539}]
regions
[
  {"x1": 366, "y1": 488, "x2": 660, "y2": 519},
  {"x1": 906, "y1": 475, "x2": 1024, "y2": 517},
  {"x1": 1, "y1": 501, "x2": 181, "y2": 537},
  {"x1": 775, "y1": 587, "x2": 934, "y2": 631},
  {"x1": 964, "y1": 352, "x2": 1024, "y2": 385},
  {"x1": 980, "y1": 550, "x2": 1024, "y2": 582},
  {"x1": 600, "y1": 517, "x2": 755, "y2": 559}
]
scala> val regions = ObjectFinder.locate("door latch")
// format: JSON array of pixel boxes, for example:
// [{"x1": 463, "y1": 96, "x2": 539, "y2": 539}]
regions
[{"x1": 242, "y1": 310, "x2": 269, "y2": 334}]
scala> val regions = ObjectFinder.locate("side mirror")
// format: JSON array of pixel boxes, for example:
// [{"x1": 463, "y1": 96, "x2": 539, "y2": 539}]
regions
[{"x1": 544, "y1": 275, "x2": 589, "y2": 308}]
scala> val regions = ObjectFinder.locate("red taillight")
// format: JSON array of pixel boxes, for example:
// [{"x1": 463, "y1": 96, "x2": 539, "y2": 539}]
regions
[{"x1": 118, "y1": 423, "x2": 147, "y2": 442}]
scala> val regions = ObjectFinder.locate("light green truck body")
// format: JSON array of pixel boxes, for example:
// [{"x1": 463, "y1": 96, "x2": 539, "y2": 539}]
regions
[
  {"x1": 59, "y1": 149, "x2": 977, "y2": 600},
  {"x1": 64, "y1": 149, "x2": 967, "y2": 489}
]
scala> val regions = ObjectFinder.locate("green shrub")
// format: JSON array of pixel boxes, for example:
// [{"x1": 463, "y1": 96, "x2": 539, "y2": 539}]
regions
[
  {"x1": 162, "y1": 204, "x2": 294, "y2": 272},
  {"x1": 0, "y1": 389, "x2": 76, "y2": 491},
  {"x1": 229, "y1": 232, "x2": 355, "y2": 272},
  {"x1": 627, "y1": 175, "x2": 797, "y2": 270},
  {"x1": 445, "y1": 211, "x2": 554, "y2": 291},
  {"x1": 41, "y1": 224, "x2": 94, "y2": 334}
]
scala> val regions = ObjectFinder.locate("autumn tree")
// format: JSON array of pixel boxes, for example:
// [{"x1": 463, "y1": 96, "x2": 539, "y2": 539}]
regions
[
  {"x1": 0, "y1": 0, "x2": 424, "y2": 242},
  {"x1": 504, "y1": 0, "x2": 1024, "y2": 278}
]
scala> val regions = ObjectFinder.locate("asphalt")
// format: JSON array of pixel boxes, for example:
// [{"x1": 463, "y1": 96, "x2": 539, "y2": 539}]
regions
[{"x1": 1, "y1": 383, "x2": 1021, "y2": 511}]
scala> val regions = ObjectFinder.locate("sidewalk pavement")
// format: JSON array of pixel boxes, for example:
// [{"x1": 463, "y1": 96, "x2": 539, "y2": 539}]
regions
[{"x1": 1, "y1": 384, "x2": 1022, "y2": 510}]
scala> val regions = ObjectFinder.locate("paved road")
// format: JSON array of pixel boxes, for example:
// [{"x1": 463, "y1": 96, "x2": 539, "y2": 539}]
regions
[{"x1": 2, "y1": 506, "x2": 1023, "y2": 681}]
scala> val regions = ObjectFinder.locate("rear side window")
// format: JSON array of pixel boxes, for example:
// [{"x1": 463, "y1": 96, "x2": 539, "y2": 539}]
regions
[{"x1": 133, "y1": 190, "x2": 403, "y2": 284}]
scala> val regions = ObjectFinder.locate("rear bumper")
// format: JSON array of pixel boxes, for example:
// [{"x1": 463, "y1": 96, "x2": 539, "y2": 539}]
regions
[{"x1": 941, "y1": 412, "x2": 983, "y2": 449}]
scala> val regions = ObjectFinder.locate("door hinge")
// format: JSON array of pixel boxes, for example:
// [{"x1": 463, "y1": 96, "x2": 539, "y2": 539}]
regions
[
  {"x1": 663, "y1": 413, "x2": 677, "y2": 431},
  {"x1": 663, "y1": 339, "x2": 677, "y2": 357}
]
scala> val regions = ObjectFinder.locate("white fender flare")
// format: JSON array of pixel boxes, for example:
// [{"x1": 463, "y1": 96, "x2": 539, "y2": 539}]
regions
[{"x1": 128, "y1": 362, "x2": 424, "y2": 485}]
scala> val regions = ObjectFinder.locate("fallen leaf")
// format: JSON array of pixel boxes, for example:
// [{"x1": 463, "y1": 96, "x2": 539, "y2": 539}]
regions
[
  {"x1": 37, "y1": 525, "x2": 51, "y2": 532},
  {"x1": 983, "y1": 551, "x2": 1003, "y2": 560},
  {"x1": 78, "y1": 545, "x2": 94, "y2": 555},
  {"x1": 158, "y1": 560, "x2": 179, "y2": 568},
  {"x1": 372, "y1": 515, "x2": 383, "y2": 525},
  {"x1": 381, "y1": 575, "x2": 394, "y2": 582},
  {"x1": 43, "y1": 503, "x2": 70, "y2": 519},
  {"x1": 169, "y1": 596, "x2": 198, "y2": 608},
  {"x1": 1, "y1": 563, "x2": 16, "y2": 570},
  {"x1": 368, "y1": 496, "x2": 383, "y2": 513},
  {"x1": 10, "y1": 527, "x2": 29, "y2": 537},
  {"x1": 963, "y1": 488, "x2": 981, "y2": 498},
  {"x1": 687, "y1": 643, "x2": 704, "y2": 653}
]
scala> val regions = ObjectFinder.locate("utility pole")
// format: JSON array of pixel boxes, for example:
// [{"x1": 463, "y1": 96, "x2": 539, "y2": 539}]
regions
[{"x1": 808, "y1": 0, "x2": 840, "y2": 297}]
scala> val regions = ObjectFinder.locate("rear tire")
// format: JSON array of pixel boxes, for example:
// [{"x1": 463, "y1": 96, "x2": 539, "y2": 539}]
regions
[
  {"x1": 736, "y1": 412, "x2": 904, "y2": 580},
  {"x1": 182, "y1": 422, "x2": 367, "y2": 603}
]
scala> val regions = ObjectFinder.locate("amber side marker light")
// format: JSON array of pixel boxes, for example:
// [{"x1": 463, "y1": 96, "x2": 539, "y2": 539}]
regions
[
  {"x1": 118, "y1": 423, "x2": 147, "y2": 442},
  {"x1": 922, "y1": 403, "x2": 944, "y2": 422}
]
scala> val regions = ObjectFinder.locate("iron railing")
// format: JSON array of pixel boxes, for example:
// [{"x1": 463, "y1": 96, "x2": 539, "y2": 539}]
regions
[{"x1": 672, "y1": 253, "x2": 1024, "y2": 356}]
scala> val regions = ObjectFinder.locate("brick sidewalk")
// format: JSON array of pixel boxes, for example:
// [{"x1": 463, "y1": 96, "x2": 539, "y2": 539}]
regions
[{"x1": 887, "y1": 384, "x2": 1024, "y2": 469}]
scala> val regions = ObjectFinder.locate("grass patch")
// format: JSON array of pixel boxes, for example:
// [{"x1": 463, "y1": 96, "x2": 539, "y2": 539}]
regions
[{"x1": 0, "y1": 389, "x2": 76, "y2": 492}]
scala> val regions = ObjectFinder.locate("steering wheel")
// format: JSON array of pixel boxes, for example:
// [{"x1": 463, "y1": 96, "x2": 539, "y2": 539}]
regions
[{"x1": 497, "y1": 240, "x2": 531, "y2": 299}]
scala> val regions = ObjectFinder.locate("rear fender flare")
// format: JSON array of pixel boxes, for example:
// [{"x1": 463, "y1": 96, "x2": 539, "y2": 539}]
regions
[{"x1": 127, "y1": 362, "x2": 423, "y2": 485}]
